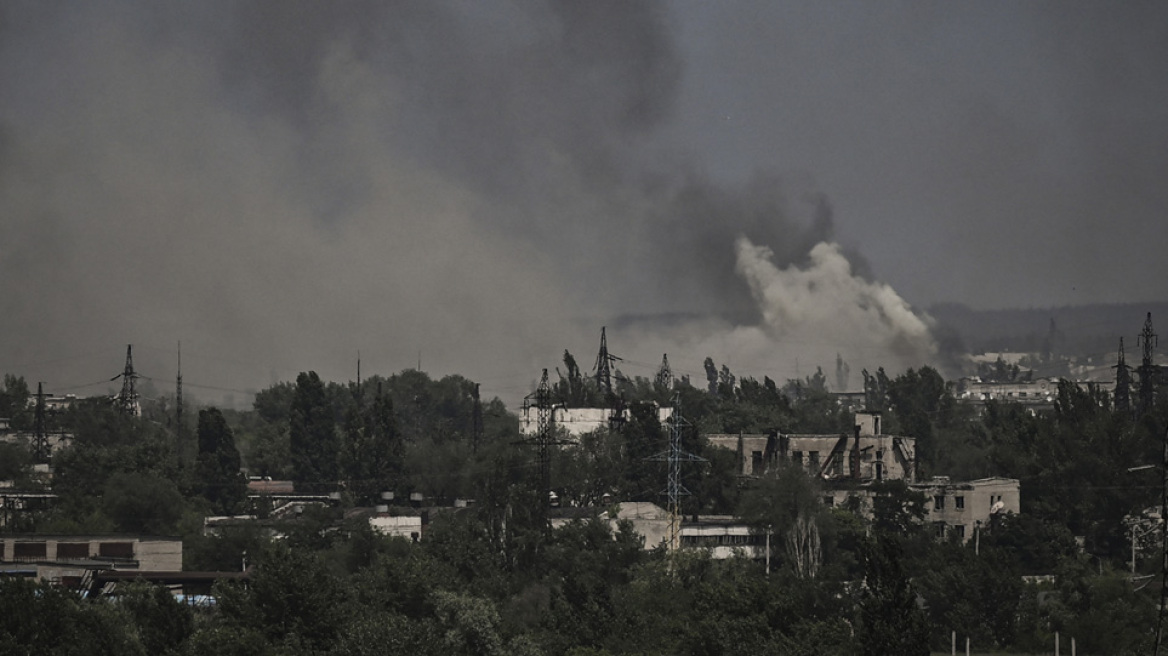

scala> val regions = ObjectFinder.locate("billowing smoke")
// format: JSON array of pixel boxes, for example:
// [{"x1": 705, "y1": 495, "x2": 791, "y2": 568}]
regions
[
  {"x1": 733, "y1": 237, "x2": 936, "y2": 370},
  {"x1": 0, "y1": 1, "x2": 940, "y2": 405}
]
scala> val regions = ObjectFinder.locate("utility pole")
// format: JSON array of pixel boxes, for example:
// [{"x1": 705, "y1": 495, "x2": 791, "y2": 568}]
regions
[
  {"x1": 1139, "y1": 313, "x2": 1158, "y2": 416},
  {"x1": 1114, "y1": 337, "x2": 1132, "y2": 414},
  {"x1": 32, "y1": 382, "x2": 49, "y2": 464},
  {"x1": 175, "y1": 342, "x2": 184, "y2": 465},
  {"x1": 114, "y1": 345, "x2": 139, "y2": 416},
  {"x1": 647, "y1": 393, "x2": 705, "y2": 551},
  {"x1": 472, "y1": 383, "x2": 484, "y2": 453},
  {"x1": 1157, "y1": 424, "x2": 1168, "y2": 656}
]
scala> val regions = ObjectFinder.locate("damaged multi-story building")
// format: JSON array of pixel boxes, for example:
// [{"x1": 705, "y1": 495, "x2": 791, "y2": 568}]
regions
[
  {"x1": 707, "y1": 411, "x2": 917, "y2": 483},
  {"x1": 706, "y1": 411, "x2": 1019, "y2": 542}
]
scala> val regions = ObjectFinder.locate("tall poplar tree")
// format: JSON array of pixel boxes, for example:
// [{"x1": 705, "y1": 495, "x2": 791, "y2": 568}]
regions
[
  {"x1": 195, "y1": 407, "x2": 246, "y2": 514},
  {"x1": 290, "y1": 371, "x2": 337, "y2": 493}
]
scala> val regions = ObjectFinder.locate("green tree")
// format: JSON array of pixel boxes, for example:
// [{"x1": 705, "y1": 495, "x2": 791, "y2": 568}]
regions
[
  {"x1": 102, "y1": 471, "x2": 185, "y2": 534},
  {"x1": 119, "y1": 581, "x2": 195, "y2": 655},
  {"x1": 857, "y1": 535, "x2": 930, "y2": 656},
  {"x1": 870, "y1": 479, "x2": 928, "y2": 538},
  {"x1": 620, "y1": 403, "x2": 665, "y2": 501},
  {"x1": 886, "y1": 366, "x2": 946, "y2": 468},
  {"x1": 915, "y1": 542, "x2": 1022, "y2": 650},
  {"x1": 862, "y1": 367, "x2": 890, "y2": 412},
  {"x1": 290, "y1": 371, "x2": 337, "y2": 493},
  {"x1": 0, "y1": 374, "x2": 32, "y2": 431},
  {"x1": 738, "y1": 463, "x2": 826, "y2": 579},
  {"x1": 341, "y1": 384, "x2": 403, "y2": 503},
  {"x1": 704, "y1": 357, "x2": 718, "y2": 395},
  {"x1": 0, "y1": 577, "x2": 146, "y2": 655},
  {"x1": 196, "y1": 408, "x2": 246, "y2": 514},
  {"x1": 0, "y1": 441, "x2": 31, "y2": 485},
  {"x1": 216, "y1": 544, "x2": 344, "y2": 651},
  {"x1": 554, "y1": 350, "x2": 598, "y2": 406}
]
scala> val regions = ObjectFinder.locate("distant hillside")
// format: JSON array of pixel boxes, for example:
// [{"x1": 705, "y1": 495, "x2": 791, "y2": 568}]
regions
[{"x1": 928, "y1": 301, "x2": 1168, "y2": 360}]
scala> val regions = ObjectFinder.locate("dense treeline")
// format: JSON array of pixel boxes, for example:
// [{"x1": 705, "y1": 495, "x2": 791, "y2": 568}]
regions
[{"x1": 0, "y1": 360, "x2": 1166, "y2": 654}]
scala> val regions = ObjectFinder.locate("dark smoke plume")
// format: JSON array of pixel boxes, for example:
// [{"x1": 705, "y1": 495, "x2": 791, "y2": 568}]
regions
[{"x1": 0, "y1": 1, "x2": 935, "y2": 403}]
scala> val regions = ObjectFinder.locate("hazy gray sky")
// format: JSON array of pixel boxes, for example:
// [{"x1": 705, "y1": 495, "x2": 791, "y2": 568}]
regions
[{"x1": 1, "y1": 1, "x2": 1165, "y2": 403}]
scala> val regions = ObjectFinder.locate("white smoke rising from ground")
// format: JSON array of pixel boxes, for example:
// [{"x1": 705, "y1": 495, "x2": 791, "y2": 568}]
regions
[
  {"x1": 735, "y1": 237, "x2": 936, "y2": 367},
  {"x1": 606, "y1": 238, "x2": 939, "y2": 391}
]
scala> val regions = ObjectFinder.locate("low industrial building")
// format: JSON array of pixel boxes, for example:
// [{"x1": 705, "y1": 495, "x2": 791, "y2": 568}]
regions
[
  {"x1": 0, "y1": 535, "x2": 183, "y2": 587},
  {"x1": 706, "y1": 411, "x2": 917, "y2": 483},
  {"x1": 519, "y1": 405, "x2": 674, "y2": 437},
  {"x1": 913, "y1": 476, "x2": 1020, "y2": 541}
]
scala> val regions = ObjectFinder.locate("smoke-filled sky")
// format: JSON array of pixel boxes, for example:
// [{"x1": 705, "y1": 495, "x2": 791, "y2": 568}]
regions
[{"x1": 1, "y1": 1, "x2": 1166, "y2": 405}]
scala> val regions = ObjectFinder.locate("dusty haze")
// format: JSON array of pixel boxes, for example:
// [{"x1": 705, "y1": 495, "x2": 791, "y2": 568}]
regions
[{"x1": 1, "y1": 2, "x2": 1165, "y2": 406}]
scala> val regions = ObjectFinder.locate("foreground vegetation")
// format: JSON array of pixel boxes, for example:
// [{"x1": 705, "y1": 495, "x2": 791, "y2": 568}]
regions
[{"x1": 0, "y1": 358, "x2": 1165, "y2": 654}]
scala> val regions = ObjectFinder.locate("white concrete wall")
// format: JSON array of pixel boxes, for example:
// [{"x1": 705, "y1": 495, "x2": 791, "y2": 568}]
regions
[{"x1": 369, "y1": 515, "x2": 423, "y2": 540}]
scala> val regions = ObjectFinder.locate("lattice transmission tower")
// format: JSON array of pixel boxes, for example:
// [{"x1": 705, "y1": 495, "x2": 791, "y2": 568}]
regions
[
  {"x1": 1114, "y1": 337, "x2": 1132, "y2": 414},
  {"x1": 519, "y1": 369, "x2": 571, "y2": 522},
  {"x1": 1139, "y1": 313, "x2": 1159, "y2": 415},
  {"x1": 594, "y1": 327, "x2": 622, "y2": 398},
  {"x1": 32, "y1": 382, "x2": 50, "y2": 464},
  {"x1": 647, "y1": 393, "x2": 705, "y2": 551},
  {"x1": 113, "y1": 344, "x2": 140, "y2": 416},
  {"x1": 655, "y1": 354, "x2": 673, "y2": 390}
]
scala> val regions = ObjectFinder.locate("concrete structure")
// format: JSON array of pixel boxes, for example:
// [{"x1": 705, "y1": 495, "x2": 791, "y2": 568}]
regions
[
  {"x1": 956, "y1": 377, "x2": 1059, "y2": 409},
  {"x1": 832, "y1": 391, "x2": 867, "y2": 411},
  {"x1": 0, "y1": 489, "x2": 57, "y2": 528},
  {"x1": 550, "y1": 501, "x2": 671, "y2": 549},
  {"x1": 955, "y1": 377, "x2": 1117, "y2": 414},
  {"x1": 679, "y1": 516, "x2": 765, "y2": 559},
  {"x1": 820, "y1": 477, "x2": 1020, "y2": 543},
  {"x1": 246, "y1": 479, "x2": 296, "y2": 495},
  {"x1": 705, "y1": 412, "x2": 1017, "y2": 545},
  {"x1": 551, "y1": 502, "x2": 764, "y2": 559},
  {"x1": 0, "y1": 535, "x2": 182, "y2": 586},
  {"x1": 707, "y1": 411, "x2": 916, "y2": 483},
  {"x1": 558, "y1": 477, "x2": 1017, "y2": 556},
  {"x1": 519, "y1": 405, "x2": 674, "y2": 437},
  {"x1": 368, "y1": 513, "x2": 424, "y2": 541},
  {"x1": 0, "y1": 431, "x2": 72, "y2": 457},
  {"x1": 914, "y1": 476, "x2": 1020, "y2": 541}
]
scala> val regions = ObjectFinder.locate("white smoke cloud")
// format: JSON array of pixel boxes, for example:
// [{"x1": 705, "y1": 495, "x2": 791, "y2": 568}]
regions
[
  {"x1": 605, "y1": 237, "x2": 939, "y2": 390},
  {"x1": 733, "y1": 237, "x2": 937, "y2": 369}
]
